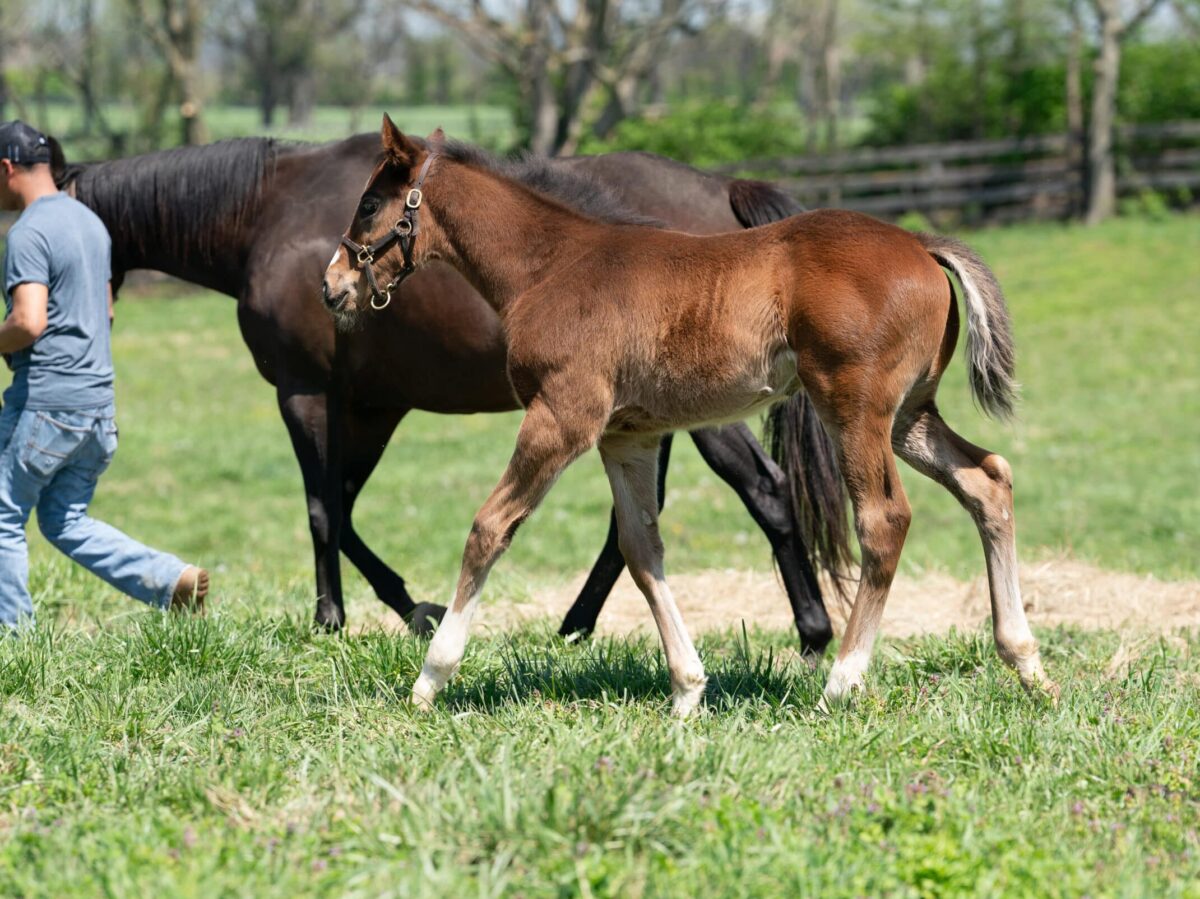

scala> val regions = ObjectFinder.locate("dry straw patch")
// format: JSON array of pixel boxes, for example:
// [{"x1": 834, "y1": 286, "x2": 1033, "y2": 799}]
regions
[{"x1": 376, "y1": 558, "x2": 1200, "y2": 640}]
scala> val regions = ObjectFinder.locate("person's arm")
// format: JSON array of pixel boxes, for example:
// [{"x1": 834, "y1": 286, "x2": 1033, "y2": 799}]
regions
[{"x1": 0, "y1": 283, "x2": 49, "y2": 354}]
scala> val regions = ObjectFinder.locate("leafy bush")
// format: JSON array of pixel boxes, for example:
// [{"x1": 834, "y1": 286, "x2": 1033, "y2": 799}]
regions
[
  {"x1": 862, "y1": 59, "x2": 1065, "y2": 146},
  {"x1": 895, "y1": 211, "x2": 936, "y2": 233},
  {"x1": 1119, "y1": 189, "x2": 1172, "y2": 221},
  {"x1": 1119, "y1": 40, "x2": 1200, "y2": 123},
  {"x1": 861, "y1": 40, "x2": 1200, "y2": 147},
  {"x1": 577, "y1": 101, "x2": 809, "y2": 168}
]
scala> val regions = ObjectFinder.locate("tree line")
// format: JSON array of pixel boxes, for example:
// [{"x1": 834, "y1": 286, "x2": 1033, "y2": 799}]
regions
[{"x1": 2, "y1": 0, "x2": 1198, "y2": 223}]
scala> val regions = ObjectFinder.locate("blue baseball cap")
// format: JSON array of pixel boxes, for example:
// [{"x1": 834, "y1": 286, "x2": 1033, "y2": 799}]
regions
[{"x1": 0, "y1": 121, "x2": 52, "y2": 166}]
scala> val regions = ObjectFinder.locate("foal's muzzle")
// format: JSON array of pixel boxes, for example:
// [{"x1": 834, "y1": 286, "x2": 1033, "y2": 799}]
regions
[{"x1": 321, "y1": 278, "x2": 350, "y2": 312}]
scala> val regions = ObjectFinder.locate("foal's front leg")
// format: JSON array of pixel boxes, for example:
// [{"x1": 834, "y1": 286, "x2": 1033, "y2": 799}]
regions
[
  {"x1": 412, "y1": 398, "x2": 603, "y2": 709},
  {"x1": 599, "y1": 436, "x2": 707, "y2": 717}
]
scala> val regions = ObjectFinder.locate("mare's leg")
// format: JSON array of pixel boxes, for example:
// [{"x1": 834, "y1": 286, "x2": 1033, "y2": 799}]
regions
[
  {"x1": 278, "y1": 385, "x2": 346, "y2": 629},
  {"x1": 894, "y1": 405, "x2": 1056, "y2": 697},
  {"x1": 558, "y1": 434, "x2": 673, "y2": 639},
  {"x1": 689, "y1": 423, "x2": 832, "y2": 655},
  {"x1": 599, "y1": 436, "x2": 707, "y2": 717},
  {"x1": 821, "y1": 414, "x2": 913, "y2": 707},
  {"x1": 412, "y1": 396, "x2": 605, "y2": 708},
  {"x1": 337, "y1": 404, "x2": 446, "y2": 634}
]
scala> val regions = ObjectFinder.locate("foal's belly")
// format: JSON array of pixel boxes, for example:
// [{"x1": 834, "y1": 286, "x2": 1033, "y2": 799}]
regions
[{"x1": 608, "y1": 338, "x2": 800, "y2": 436}]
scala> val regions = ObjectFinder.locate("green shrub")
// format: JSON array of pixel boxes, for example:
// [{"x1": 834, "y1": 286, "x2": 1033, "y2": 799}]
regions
[
  {"x1": 895, "y1": 211, "x2": 936, "y2": 233},
  {"x1": 577, "y1": 101, "x2": 809, "y2": 168},
  {"x1": 1119, "y1": 189, "x2": 1172, "y2": 221}
]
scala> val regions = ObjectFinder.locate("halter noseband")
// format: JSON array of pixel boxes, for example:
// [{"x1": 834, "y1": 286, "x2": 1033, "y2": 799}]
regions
[{"x1": 340, "y1": 152, "x2": 437, "y2": 311}]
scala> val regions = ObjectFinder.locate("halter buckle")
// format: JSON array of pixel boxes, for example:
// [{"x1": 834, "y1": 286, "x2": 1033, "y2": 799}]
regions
[
  {"x1": 406, "y1": 188, "x2": 423, "y2": 209},
  {"x1": 356, "y1": 247, "x2": 374, "y2": 265}
]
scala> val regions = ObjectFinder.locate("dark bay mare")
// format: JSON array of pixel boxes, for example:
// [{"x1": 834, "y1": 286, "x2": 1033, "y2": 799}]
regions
[
  {"x1": 52, "y1": 132, "x2": 850, "y2": 651},
  {"x1": 325, "y1": 121, "x2": 1059, "y2": 714}
]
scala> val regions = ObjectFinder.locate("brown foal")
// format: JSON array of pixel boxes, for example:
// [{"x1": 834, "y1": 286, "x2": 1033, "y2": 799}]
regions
[{"x1": 323, "y1": 118, "x2": 1058, "y2": 715}]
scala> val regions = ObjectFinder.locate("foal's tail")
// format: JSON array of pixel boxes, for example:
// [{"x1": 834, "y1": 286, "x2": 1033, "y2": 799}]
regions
[
  {"x1": 918, "y1": 233, "x2": 1019, "y2": 420},
  {"x1": 728, "y1": 178, "x2": 855, "y2": 597}
]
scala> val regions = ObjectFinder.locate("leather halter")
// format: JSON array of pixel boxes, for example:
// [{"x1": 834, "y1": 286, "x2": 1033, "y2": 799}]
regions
[{"x1": 340, "y1": 152, "x2": 437, "y2": 311}]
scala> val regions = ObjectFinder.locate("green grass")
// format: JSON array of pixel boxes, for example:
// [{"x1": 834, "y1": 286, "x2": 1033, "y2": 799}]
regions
[
  {"x1": 1, "y1": 623, "x2": 1198, "y2": 895},
  {"x1": 29, "y1": 101, "x2": 515, "y2": 160},
  {"x1": 0, "y1": 215, "x2": 1197, "y2": 895}
]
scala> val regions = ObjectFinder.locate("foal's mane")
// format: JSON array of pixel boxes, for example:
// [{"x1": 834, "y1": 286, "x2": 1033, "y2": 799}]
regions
[
  {"x1": 59, "y1": 138, "x2": 296, "y2": 268},
  {"x1": 435, "y1": 139, "x2": 661, "y2": 228}
]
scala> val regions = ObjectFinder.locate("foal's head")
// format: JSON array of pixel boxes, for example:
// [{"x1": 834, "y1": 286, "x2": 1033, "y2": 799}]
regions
[{"x1": 322, "y1": 115, "x2": 444, "y2": 327}]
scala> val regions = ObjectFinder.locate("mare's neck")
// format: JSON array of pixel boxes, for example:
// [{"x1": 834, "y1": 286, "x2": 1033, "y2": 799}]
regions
[
  {"x1": 69, "y1": 153, "x2": 266, "y2": 298},
  {"x1": 432, "y1": 163, "x2": 606, "y2": 313}
]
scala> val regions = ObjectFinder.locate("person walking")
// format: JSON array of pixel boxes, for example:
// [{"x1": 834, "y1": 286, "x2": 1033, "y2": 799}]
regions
[{"x1": 0, "y1": 120, "x2": 208, "y2": 630}]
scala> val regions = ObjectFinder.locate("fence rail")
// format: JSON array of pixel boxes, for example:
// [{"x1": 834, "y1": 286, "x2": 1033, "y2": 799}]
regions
[{"x1": 716, "y1": 120, "x2": 1200, "y2": 223}]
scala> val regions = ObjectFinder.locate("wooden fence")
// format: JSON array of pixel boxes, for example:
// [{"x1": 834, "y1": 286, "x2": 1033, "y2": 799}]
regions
[{"x1": 716, "y1": 120, "x2": 1200, "y2": 224}]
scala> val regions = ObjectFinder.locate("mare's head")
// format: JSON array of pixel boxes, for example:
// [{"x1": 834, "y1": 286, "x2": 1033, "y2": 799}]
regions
[{"x1": 322, "y1": 115, "x2": 445, "y2": 328}]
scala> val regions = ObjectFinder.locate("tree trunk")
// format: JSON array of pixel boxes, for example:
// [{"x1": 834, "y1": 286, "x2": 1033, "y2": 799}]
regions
[
  {"x1": 0, "y1": 18, "x2": 7, "y2": 122},
  {"x1": 434, "y1": 40, "x2": 452, "y2": 105},
  {"x1": 590, "y1": 74, "x2": 639, "y2": 142},
  {"x1": 287, "y1": 72, "x2": 316, "y2": 127},
  {"x1": 970, "y1": 0, "x2": 988, "y2": 139},
  {"x1": 260, "y1": 68, "x2": 277, "y2": 127},
  {"x1": 522, "y1": 0, "x2": 559, "y2": 155},
  {"x1": 1085, "y1": 12, "x2": 1121, "y2": 224},
  {"x1": 1066, "y1": 0, "x2": 1085, "y2": 216},
  {"x1": 179, "y1": 63, "x2": 206, "y2": 144},
  {"x1": 817, "y1": 0, "x2": 840, "y2": 152}
]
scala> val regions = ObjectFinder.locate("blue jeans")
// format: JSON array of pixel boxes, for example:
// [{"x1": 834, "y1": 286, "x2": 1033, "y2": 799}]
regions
[{"x1": 0, "y1": 403, "x2": 189, "y2": 629}]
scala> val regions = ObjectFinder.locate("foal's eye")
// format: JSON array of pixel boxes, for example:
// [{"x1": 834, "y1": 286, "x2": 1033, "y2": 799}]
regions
[{"x1": 358, "y1": 195, "x2": 381, "y2": 218}]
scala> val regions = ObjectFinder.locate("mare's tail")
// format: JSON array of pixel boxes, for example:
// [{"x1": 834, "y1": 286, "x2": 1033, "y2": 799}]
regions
[
  {"x1": 917, "y1": 234, "x2": 1019, "y2": 419},
  {"x1": 729, "y1": 178, "x2": 855, "y2": 598}
]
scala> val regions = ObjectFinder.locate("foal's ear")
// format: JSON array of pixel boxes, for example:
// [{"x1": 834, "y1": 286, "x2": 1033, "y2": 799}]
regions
[
  {"x1": 381, "y1": 113, "x2": 420, "y2": 168},
  {"x1": 427, "y1": 127, "x2": 446, "y2": 149}
]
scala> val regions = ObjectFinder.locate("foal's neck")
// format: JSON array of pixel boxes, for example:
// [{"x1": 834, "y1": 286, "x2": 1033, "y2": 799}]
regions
[{"x1": 431, "y1": 163, "x2": 611, "y2": 313}]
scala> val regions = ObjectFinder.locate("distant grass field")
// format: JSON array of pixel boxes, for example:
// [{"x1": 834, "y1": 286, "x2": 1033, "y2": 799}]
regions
[
  {"x1": 29, "y1": 101, "x2": 515, "y2": 161},
  {"x1": 0, "y1": 214, "x2": 1197, "y2": 895}
]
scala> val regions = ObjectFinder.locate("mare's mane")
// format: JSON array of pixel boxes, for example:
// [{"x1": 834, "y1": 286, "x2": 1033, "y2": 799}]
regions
[
  {"x1": 53, "y1": 133, "x2": 659, "y2": 273},
  {"x1": 59, "y1": 138, "x2": 301, "y2": 268},
  {"x1": 434, "y1": 139, "x2": 662, "y2": 228}
]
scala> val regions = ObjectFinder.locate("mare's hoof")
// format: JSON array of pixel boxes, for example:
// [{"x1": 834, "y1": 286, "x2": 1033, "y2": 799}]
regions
[
  {"x1": 559, "y1": 626, "x2": 593, "y2": 646},
  {"x1": 314, "y1": 606, "x2": 346, "y2": 633},
  {"x1": 407, "y1": 602, "x2": 446, "y2": 637}
]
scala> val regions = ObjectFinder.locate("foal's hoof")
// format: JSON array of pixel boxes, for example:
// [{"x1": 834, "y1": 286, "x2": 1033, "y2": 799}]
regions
[
  {"x1": 407, "y1": 603, "x2": 446, "y2": 638},
  {"x1": 410, "y1": 676, "x2": 439, "y2": 712},
  {"x1": 1024, "y1": 675, "x2": 1061, "y2": 707},
  {"x1": 670, "y1": 674, "x2": 708, "y2": 719},
  {"x1": 817, "y1": 680, "x2": 864, "y2": 714}
]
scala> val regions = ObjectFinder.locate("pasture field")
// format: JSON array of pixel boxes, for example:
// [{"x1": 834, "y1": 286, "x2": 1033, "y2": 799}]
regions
[
  {"x1": 30, "y1": 102, "x2": 516, "y2": 161},
  {"x1": 0, "y1": 214, "x2": 1198, "y2": 895}
]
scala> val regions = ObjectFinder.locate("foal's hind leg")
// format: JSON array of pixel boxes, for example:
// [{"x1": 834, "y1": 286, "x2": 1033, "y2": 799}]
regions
[
  {"x1": 411, "y1": 396, "x2": 604, "y2": 709},
  {"x1": 821, "y1": 415, "x2": 913, "y2": 707},
  {"x1": 558, "y1": 435, "x2": 673, "y2": 640},
  {"x1": 599, "y1": 436, "x2": 706, "y2": 717},
  {"x1": 894, "y1": 406, "x2": 1057, "y2": 698}
]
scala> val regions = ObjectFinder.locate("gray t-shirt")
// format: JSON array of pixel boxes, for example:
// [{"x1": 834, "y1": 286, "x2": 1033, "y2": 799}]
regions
[{"x1": 3, "y1": 193, "x2": 115, "y2": 410}]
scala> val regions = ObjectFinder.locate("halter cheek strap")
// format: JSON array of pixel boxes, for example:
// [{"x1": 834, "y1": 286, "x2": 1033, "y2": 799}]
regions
[{"x1": 340, "y1": 152, "x2": 437, "y2": 311}]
